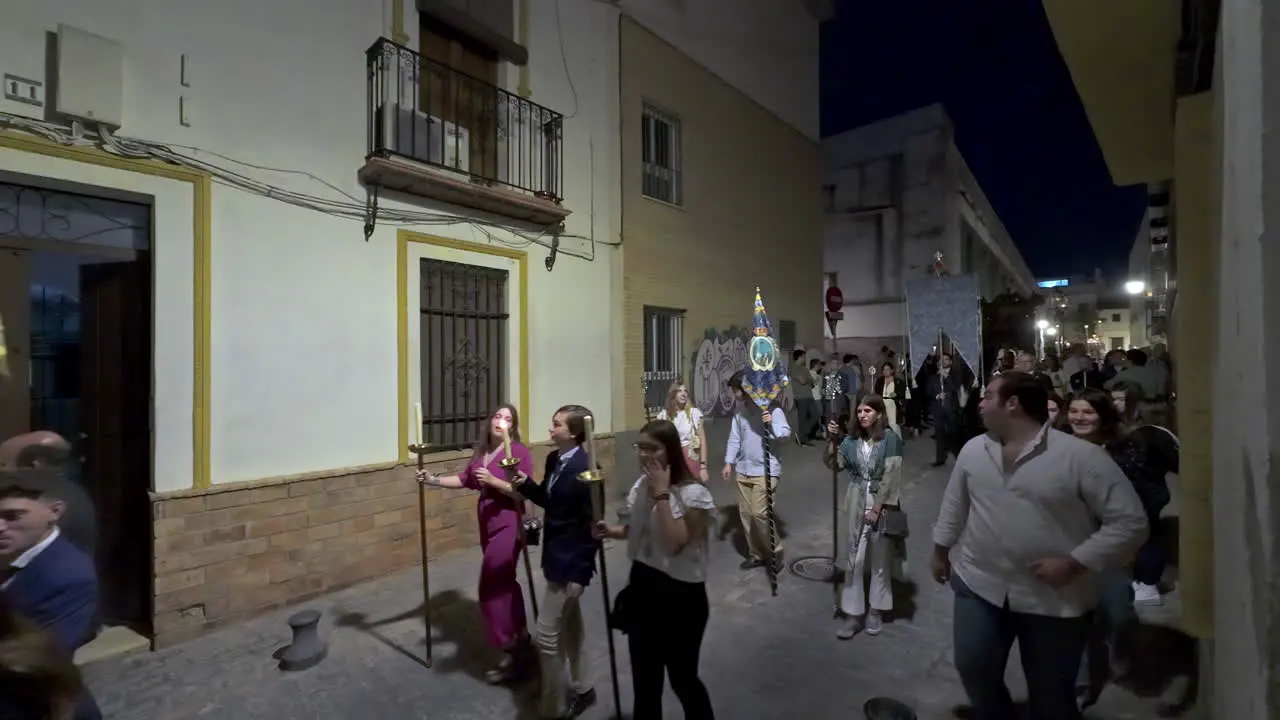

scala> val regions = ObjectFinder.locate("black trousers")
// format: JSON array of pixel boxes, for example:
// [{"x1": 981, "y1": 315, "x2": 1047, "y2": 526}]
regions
[
  {"x1": 626, "y1": 561, "x2": 715, "y2": 720},
  {"x1": 795, "y1": 398, "x2": 820, "y2": 440},
  {"x1": 934, "y1": 412, "x2": 961, "y2": 463}
]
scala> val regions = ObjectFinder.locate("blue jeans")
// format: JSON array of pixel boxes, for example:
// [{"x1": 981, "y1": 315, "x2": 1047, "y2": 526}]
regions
[
  {"x1": 952, "y1": 575, "x2": 1090, "y2": 720},
  {"x1": 1078, "y1": 571, "x2": 1138, "y2": 691}
]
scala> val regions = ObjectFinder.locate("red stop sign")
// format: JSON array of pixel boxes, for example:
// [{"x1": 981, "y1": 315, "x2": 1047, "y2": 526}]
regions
[{"x1": 825, "y1": 286, "x2": 844, "y2": 312}]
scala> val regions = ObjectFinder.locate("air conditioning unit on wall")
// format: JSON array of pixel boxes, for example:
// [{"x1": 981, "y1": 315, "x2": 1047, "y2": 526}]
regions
[
  {"x1": 377, "y1": 61, "x2": 470, "y2": 174},
  {"x1": 395, "y1": 107, "x2": 470, "y2": 174}
]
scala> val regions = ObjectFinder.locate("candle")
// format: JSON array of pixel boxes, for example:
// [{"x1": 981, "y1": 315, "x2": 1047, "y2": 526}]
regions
[
  {"x1": 500, "y1": 422, "x2": 513, "y2": 459},
  {"x1": 584, "y1": 416, "x2": 600, "y2": 476},
  {"x1": 413, "y1": 402, "x2": 424, "y2": 446},
  {"x1": 583, "y1": 416, "x2": 603, "y2": 521}
]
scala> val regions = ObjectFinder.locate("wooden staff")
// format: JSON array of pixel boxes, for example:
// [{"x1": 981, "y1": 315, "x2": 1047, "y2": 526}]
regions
[
  {"x1": 828, "y1": 416, "x2": 842, "y2": 616},
  {"x1": 580, "y1": 415, "x2": 622, "y2": 720},
  {"x1": 499, "y1": 422, "x2": 539, "y2": 620},
  {"x1": 411, "y1": 404, "x2": 434, "y2": 669}
]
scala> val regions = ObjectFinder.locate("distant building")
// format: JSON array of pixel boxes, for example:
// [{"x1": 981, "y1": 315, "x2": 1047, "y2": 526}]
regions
[{"x1": 821, "y1": 104, "x2": 1036, "y2": 359}]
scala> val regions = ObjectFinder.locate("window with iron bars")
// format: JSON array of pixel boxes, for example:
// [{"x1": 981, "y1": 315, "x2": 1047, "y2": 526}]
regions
[
  {"x1": 642, "y1": 306, "x2": 684, "y2": 412},
  {"x1": 642, "y1": 104, "x2": 683, "y2": 205},
  {"x1": 419, "y1": 258, "x2": 509, "y2": 451}
]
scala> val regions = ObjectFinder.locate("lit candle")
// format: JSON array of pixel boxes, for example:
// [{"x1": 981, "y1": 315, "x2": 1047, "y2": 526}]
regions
[
  {"x1": 584, "y1": 416, "x2": 599, "y2": 476},
  {"x1": 413, "y1": 402, "x2": 424, "y2": 446},
  {"x1": 500, "y1": 421, "x2": 513, "y2": 459}
]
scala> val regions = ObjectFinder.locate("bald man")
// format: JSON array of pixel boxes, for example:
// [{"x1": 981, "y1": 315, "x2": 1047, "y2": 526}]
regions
[
  {"x1": 1013, "y1": 352, "x2": 1056, "y2": 396},
  {"x1": 0, "y1": 432, "x2": 97, "y2": 558}
]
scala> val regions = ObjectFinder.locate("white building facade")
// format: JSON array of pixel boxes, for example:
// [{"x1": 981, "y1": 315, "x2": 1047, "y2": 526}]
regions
[
  {"x1": 0, "y1": 0, "x2": 824, "y2": 646},
  {"x1": 821, "y1": 105, "x2": 1036, "y2": 357}
]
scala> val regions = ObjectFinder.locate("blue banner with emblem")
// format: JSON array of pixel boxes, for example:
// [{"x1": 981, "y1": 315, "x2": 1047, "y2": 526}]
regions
[{"x1": 740, "y1": 288, "x2": 789, "y2": 410}]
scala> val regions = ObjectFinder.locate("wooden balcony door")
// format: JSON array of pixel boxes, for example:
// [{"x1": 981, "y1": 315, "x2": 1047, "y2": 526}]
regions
[{"x1": 420, "y1": 20, "x2": 500, "y2": 182}]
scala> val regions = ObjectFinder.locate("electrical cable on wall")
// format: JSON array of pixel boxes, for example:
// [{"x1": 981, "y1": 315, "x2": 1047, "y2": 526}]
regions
[{"x1": 0, "y1": 112, "x2": 619, "y2": 262}]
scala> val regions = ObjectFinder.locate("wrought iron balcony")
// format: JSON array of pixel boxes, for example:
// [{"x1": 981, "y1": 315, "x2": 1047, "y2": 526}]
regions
[{"x1": 360, "y1": 38, "x2": 570, "y2": 226}]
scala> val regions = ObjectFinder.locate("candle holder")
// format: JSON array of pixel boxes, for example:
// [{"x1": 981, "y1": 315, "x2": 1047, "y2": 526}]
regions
[{"x1": 499, "y1": 455, "x2": 521, "y2": 470}]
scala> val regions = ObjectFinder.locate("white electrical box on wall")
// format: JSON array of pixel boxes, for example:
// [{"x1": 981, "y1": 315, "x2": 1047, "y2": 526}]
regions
[
  {"x1": 0, "y1": 18, "x2": 49, "y2": 120},
  {"x1": 56, "y1": 24, "x2": 124, "y2": 127}
]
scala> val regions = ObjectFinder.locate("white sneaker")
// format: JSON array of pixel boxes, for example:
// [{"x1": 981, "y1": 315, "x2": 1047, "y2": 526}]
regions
[{"x1": 1133, "y1": 581, "x2": 1162, "y2": 606}]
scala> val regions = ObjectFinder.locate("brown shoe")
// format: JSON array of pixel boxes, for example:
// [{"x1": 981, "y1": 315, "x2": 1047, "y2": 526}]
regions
[
  {"x1": 484, "y1": 654, "x2": 517, "y2": 685},
  {"x1": 565, "y1": 688, "x2": 596, "y2": 718},
  {"x1": 836, "y1": 616, "x2": 862, "y2": 640}
]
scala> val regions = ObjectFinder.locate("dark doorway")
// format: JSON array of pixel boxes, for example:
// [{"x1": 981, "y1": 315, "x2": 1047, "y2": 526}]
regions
[
  {"x1": 79, "y1": 258, "x2": 152, "y2": 628},
  {"x1": 1, "y1": 178, "x2": 154, "y2": 637}
]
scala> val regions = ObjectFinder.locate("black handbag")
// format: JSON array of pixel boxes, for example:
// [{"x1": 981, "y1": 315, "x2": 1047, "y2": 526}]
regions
[
  {"x1": 608, "y1": 583, "x2": 638, "y2": 634},
  {"x1": 877, "y1": 505, "x2": 909, "y2": 539}
]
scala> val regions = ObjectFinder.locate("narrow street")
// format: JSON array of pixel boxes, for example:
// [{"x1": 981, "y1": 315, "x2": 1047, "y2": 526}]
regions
[{"x1": 84, "y1": 423, "x2": 1172, "y2": 719}]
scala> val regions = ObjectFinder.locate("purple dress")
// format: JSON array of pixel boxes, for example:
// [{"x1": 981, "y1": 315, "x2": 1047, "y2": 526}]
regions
[{"x1": 460, "y1": 443, "x2": 534, "y2": 649}]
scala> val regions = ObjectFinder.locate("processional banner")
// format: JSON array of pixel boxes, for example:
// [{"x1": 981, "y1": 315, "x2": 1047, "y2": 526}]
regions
[{"x1": 905, "y1": 273, "x2": 981, "y2": 379}]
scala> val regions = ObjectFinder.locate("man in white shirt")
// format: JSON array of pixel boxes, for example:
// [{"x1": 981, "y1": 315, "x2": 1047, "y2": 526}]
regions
[{"x1": 930, "y1": 371, "x2": 1148, "y2": 719}]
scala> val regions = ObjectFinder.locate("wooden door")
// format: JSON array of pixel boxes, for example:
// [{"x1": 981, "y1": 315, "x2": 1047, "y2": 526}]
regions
[
  {"x1": 419, "y1": 21, "x2": 499, "y2": 180},
  {"x1": 80, "y1": 255, "x2": 152, "y2": 629},
  {"x1": 0, "y1": 249, "x2": 31, "y2": 441}
]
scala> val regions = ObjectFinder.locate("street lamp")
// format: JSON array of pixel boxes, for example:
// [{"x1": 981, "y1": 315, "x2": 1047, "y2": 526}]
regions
[
  {"x1": 1036, "y1": 319, "x2": 1049, "y2": 330},
  {"x1": 1124, "y1": 280, "x2": 1146, "y2": 295}
]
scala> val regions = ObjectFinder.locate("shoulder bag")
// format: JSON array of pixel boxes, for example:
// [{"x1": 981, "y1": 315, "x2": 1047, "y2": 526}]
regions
[{"x1": 877, "y1": 505, "x2": 909, "y2": 538}]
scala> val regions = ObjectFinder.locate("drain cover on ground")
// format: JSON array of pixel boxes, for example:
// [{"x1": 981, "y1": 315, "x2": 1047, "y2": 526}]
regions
[{"x1": 789, "y1": 555, "x2": 837, "y2": 582}]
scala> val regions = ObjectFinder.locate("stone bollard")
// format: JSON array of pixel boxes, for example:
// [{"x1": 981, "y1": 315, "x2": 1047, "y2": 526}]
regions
[
  {"x1": 279, "y1": 609, "x2": 328, "y2": 671},
  {"x1": 863, "y1": 697, "x2": 916, "y2": 720}
]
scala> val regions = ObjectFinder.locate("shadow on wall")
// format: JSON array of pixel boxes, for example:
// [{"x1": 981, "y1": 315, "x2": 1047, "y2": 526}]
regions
[{"x1": 690, "y1": 326, "x2": 750, "y2": 417}]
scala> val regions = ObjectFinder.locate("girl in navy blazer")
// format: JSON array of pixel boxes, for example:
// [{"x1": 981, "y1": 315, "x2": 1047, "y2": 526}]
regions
[{"x1": 497, "y1": 405, "x2": 600, "y2": 719}]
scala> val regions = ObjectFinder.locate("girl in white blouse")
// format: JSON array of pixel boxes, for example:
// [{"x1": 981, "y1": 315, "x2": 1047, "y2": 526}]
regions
[
  {"x1": 655, "y1": 380, "x2": 710, "y2": 483},
  {"x1": 594, "y1": 419, "x2": 717, "y2": 719}
]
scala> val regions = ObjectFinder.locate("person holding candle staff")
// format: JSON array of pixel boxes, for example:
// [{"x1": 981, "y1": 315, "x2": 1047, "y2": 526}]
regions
[
  {"x1": 416, "y1": 404, "x2": 538, "y2": 684},
  {"x1": 594, "y1": 419, "x2": 718, "y2": 719},
  {"x1": 486, "y1": 404, "x2": 600, "y2": 720}
]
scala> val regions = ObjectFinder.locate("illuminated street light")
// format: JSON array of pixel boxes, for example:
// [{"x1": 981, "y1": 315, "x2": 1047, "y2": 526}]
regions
[
  {"x1": 1124, "y1": 280, "x2": 1146, "y2": 295},
  {"x1": 1036, "y1": 319, "x2": 1049, "y2": 330},
  {"x1": 1045, "y1": 327, "x2": 1058, "y2": 336}
]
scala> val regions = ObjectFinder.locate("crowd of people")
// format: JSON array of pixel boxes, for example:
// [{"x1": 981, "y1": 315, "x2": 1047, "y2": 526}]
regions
[{"x1": 0, "y1": 337, "x2": 1183, "y2": 719}]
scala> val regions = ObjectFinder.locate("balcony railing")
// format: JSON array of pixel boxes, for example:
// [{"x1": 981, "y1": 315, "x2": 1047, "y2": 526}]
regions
[{"x1": 365, "y1": 38, "x2": 564, "y2": 203}]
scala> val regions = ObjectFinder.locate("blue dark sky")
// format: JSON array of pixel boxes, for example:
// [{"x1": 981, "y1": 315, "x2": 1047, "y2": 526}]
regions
[{"x1": 820, "y1": 0, "x2": 1148, "y2": 279}]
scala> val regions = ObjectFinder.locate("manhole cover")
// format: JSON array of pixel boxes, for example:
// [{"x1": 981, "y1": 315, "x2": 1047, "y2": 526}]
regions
[{"x1": 789, "y1": 555, "x2": 837, "y2": 582}]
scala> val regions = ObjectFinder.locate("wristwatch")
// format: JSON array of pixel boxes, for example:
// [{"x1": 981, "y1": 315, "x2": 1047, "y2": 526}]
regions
[{"x1": 652, "y1": 491, "x2": 672, "y2": 503}]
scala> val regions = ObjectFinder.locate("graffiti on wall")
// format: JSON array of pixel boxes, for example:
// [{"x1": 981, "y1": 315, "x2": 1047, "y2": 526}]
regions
[{"x1": 690, "y1": 327, "x2": 750, "y2": 416}]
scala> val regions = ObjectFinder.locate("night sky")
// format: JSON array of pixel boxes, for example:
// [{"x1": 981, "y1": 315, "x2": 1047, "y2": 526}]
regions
[{"x1": 820, "y1": 0, "x2": 1148, "y2": 279}]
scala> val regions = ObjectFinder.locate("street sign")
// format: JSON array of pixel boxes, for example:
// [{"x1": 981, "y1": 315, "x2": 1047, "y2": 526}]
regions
[
  {"x1": 825, "y1": 310, "x2": 843, "y2": 335},
  {"x1": 825, "y1": 286, "x2": 843, "y2": 313}
]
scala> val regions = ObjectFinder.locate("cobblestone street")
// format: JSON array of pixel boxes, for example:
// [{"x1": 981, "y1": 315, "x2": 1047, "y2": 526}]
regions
[{"x1": 84, "y1": 425, "x2": 1173, "y2": 719}]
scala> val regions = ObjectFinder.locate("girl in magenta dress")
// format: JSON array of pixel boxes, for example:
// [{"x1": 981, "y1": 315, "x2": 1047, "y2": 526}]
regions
[{"x1": 417, "y1": 403, "x2": 537, "y2": 683}]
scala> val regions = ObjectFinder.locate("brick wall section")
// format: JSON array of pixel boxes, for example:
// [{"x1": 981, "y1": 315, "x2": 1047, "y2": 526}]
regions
[{"x1": 150, "y1": 437, "x2": 616, "y2": 648}]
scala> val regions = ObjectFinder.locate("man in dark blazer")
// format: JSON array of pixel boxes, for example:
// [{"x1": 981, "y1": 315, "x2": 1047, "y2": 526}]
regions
[
  {"x1": 0, "y1": 469, "x2": 102, "y2": 719},
  {"x1": 513, "y1": 405, "x2": 599, "y2": 719},
  {"x1": 1, "y1": 431, "x2": 98, "y2": 559}
]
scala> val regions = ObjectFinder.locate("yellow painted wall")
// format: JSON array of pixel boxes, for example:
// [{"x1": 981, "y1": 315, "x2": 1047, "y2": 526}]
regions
[
  {"x1": 618, "y1": 17, "x2": 823, "y2": 426},
  {"x1": 1042, "y1": 0, "x2": 1179, "y2": 185},
  {"x1": 1172, "y1": 91, "x2": 1215, "y2": 637}
]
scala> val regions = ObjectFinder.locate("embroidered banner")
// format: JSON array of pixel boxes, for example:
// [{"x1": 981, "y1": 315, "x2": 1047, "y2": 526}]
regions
[{"x1": 905, "y1": 273, "x2": 981, "y2": 378}]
